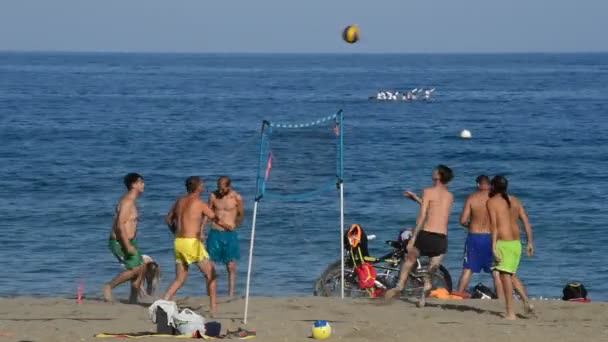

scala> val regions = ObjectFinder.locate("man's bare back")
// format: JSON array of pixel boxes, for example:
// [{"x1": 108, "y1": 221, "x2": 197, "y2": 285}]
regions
[
  {"x1": 461, "y1": 191, "x2": 490, "y2": 233},
  {"x1": 487, "y1": 195, "x2": 521, "y2": 241},
  {"x1": 163, "y1": 176, "x2": 220, "y2": 315},
  {"x1": 420, "y1": 186, "x2": 453, "y2": 234},
  {"x1": 170, "y1": 194, "x2": 216, "y2": 238}
]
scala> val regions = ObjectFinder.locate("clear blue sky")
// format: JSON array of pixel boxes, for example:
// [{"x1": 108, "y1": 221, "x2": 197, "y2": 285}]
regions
[{"x1": 1, "y1": 0, "x2": 606, "y2": 53}]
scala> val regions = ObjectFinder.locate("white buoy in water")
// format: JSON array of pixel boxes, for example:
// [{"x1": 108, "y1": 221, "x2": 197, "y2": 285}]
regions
[{"x1": 460, "y1": 129, "x2": 472, "y2": 139}]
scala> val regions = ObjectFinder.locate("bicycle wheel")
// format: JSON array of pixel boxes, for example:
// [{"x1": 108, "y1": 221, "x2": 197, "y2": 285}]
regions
[{"x1": 314, "y1": 260, "x2": 368, "y2": 297}]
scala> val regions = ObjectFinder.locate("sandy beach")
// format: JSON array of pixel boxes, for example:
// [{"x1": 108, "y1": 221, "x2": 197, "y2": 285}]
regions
[{"x1": 0, "y1": 296, "x2": 606, "y2": 342}]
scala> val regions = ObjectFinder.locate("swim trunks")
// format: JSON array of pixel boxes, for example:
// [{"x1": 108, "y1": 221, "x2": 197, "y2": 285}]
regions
[
  {"x1": 174, "y1": 237, "x2": 209, "y2": 265},
  {"x1": 492, "y1": 240, "x2": 522, "y2": 274},
  {"x1": 462, "y1": 233, "x2": 493, "y2": 273},
  {"x1": 414, "y1": 230, "x2": 447, "y2": 258},
  {"x1": 109, "y1": 238, "x2": 143, "y2": 270},
  {"x1": 206, "y1": 229, "x2": 241, "y2": 264}
]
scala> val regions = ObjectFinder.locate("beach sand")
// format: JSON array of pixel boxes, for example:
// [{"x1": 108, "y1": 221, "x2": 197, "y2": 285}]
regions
[{"x1": 0, "y1": 296, "x2": 606, "y2": 342}]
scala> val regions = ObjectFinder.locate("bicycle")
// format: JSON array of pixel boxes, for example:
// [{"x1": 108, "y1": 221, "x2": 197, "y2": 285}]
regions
[{"x1": 314, "y1": 226, "x2": 452, "y2": 298}]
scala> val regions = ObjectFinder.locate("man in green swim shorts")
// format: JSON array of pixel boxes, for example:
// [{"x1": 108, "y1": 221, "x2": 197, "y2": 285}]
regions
[
  {"x1": 103, "y1": 173, "x2": 146, "y2": 303},
  {"x1": 487, "y1": 175, "x2": 535, "y2": 320}
]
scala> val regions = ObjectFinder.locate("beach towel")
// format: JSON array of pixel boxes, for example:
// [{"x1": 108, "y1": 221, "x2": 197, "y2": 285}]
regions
[{"x1": 94, "y1": 332, "x2": 219, "y2": 339}]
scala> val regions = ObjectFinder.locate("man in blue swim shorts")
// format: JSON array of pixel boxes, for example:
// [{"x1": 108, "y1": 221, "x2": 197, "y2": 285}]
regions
[
  {"x1": 202, "y1": 176, "x2": 244, "y2": 298},
  {"x1": 454, "y1": 175, "x2": 502, "y2": 299}
]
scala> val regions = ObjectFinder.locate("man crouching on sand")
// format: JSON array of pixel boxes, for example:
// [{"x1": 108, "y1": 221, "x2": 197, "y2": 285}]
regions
[
  {"x1": 385, "y1": 165, "x2": 454, "y2": 307},
  {"x1": 487, "y1": 175, "x2": 535, "y2": 319},
  {"x1": 163, "y1": 176, "x2": 228, "y2": 316}
]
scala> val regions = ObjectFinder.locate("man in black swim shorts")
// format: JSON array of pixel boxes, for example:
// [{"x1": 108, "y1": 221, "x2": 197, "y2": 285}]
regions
[{"x1": 386, "y1": 165, "x2": 454, "y2": 307}]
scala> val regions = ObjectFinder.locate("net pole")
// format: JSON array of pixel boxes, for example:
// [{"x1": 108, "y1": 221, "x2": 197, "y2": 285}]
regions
[
  {"x1": 340, "y1": 182, "x2": 345, "y2": 299},
  {"x1": 244, "y1": 120, "x2": 269, "y2": 324},
  {"x1": 243, "y1": 200, "x2": 259, "y2": 324},
  {"x1": 336, "y1": 110, "x2": 345, "y2": 299}
]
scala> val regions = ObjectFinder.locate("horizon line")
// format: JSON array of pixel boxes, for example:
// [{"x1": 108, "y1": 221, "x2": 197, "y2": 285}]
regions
[{"x1": 1, "y1": 48, "x2": 608, "y2": 56}]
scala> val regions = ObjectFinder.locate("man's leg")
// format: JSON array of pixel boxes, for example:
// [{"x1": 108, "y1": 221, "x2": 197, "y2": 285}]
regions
[
  {"x1": 499, "y1": 272, "x2": 516, "y2": 320},
  {"x1": 418, "y1": 254, "x2": 443, "y2": 308},
  {"x1": 103, "y1": 269, "x2": 138, "y2": 302},
  {"x1": 198, "y1": 260, "x2": 217, "y2": 316},
  {"x1": 164, "y1": 263, "x2": 189, "y2": 301},
  {"x1": 226, "y1": 261, "x2": 236, "y2": 299},
  {"x1": 384, "y1": 248, "x2": 419, "y2": 300},
  {"x1": 512, "y1": 274, "x2": 534, "y2": 315},
  {"x1": 456, "y1": 269, "x2": 473, "y2": 294},
  {"x1": 492, "y1": 271, "x2": 504, "y2": 300}
]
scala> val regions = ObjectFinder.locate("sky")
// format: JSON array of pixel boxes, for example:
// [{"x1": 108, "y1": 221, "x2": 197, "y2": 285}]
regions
[{"x1": 0, "y1": 0, "x2": 607, "y2": 53}]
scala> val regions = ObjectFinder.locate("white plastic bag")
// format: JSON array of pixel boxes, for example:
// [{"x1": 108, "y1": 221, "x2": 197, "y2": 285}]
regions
[
  {"x1": 172, "y1": 309, "x2": 205, "y2": 336},
  {"x1": 148, "y1": 300, "x2": 179, "y2": 326}
]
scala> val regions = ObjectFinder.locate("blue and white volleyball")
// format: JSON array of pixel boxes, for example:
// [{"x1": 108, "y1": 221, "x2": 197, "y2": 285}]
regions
[{"x1": 312, "y1": 320, "x2": 332, "y2": 339}]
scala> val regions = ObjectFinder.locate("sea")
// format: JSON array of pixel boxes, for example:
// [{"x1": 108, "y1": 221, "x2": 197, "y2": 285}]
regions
[{"x1": 1, "y1": 52, "x2": 607, "y2": 301}]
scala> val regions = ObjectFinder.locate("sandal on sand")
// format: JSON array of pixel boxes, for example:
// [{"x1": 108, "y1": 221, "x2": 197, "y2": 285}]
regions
[{"x1": 226, "y1": 327, "x2": 256, "y2": 339}]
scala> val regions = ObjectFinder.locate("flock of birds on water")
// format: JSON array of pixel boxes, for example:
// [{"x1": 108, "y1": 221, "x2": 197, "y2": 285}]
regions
[{"x1": 369, "y1": 88, "x2": 435, "y2": 101}]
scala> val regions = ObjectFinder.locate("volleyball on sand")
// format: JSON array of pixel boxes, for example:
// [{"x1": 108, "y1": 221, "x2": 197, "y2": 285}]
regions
[
  {"x1": 342, "y1": 25, "x2": 359, "y2": 44},
  {"x1": 312, "y1": 320, "x2": 332, "y2": 339}
]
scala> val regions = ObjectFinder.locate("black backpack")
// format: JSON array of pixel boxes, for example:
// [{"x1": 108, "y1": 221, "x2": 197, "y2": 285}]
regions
[
  {"x1": 471, "y1": 283, "x2": 497, "y2": 299},
  {"x1": 562, "y1": 282, "x2": 587, "y2": 301}
]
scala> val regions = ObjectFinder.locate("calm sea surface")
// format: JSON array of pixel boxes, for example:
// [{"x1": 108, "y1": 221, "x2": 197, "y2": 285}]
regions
[{"x1": 1, "y1": 52, "x2": 607, "y2": 300}]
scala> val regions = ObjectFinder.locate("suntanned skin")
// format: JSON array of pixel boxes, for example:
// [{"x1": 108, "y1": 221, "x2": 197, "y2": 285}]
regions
[
  {"x1": 201, "y1": 177, "x2": 244, "y2": 298},
  {"x1": 103, "y1": 177, "x2": 145, "y2": 303},
  {"x1": 488, "y1": 183, "x2": 535, "y2": 320}
]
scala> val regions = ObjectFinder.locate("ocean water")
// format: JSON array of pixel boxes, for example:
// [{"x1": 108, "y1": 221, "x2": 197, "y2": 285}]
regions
[{"x1": 1, "y1": 52, "x2": 607, "y2": 301}]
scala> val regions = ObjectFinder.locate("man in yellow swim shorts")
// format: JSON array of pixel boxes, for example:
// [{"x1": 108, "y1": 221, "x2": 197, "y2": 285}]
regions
[
  {"x1": 487, "y1": 176, "x2": 535, "y2": 320},
  {"x1": 163, "y1": 176, "x2": 227, "y2": 316}
]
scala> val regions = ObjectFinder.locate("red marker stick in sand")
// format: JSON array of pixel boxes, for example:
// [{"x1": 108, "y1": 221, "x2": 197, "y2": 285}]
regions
[{"x1": 77, "y1": 280, "x2": 83, "y2": 304}]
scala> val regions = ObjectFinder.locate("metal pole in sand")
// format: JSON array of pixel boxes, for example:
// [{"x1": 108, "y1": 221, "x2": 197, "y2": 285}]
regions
[
  {"x1": 243, "y1": 200, "x2": 259, "y2": 324},
  {"x1": 340, "y1": 181, "x2": 345, "y2": 299}
]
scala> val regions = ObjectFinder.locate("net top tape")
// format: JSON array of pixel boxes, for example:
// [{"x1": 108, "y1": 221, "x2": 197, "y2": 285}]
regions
[{"x1": 268, "y1": 114, "x2": 337, "y2": 129}]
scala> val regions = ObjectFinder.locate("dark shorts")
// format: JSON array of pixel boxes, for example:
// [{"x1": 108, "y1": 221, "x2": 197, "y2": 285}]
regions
[
  {"x1": 414, "y1": 231, "x2": 447, "y2": 258},
  {"x1": 463, "y1": 233, "x2": 493, "y2": 273}
]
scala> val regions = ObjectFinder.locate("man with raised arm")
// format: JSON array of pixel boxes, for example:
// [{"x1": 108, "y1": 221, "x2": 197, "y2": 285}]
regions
[{"x1": 386, "y1": 165, "x2": 454, "y2": 307}]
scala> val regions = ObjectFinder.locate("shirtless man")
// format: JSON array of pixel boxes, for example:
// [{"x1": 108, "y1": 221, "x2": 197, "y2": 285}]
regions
[
  {"x1": 104, "y1": 173, "x2": 146, "y2": 303},
  {"x1": 163, "y1": 176, "x2": 227, "y2": 315},
  {"x1": 386, "y1": 165, "x2": 454, "y2": 307},
  {"x1": 454, "y1": 175, "x2": 503, "y2": 298},
  {"x1": 487, "y1": 175, "x2": 535, "y2": 320},
  {"x1": 202, "y1": 176, "x2": 244, "y2": 298}
]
